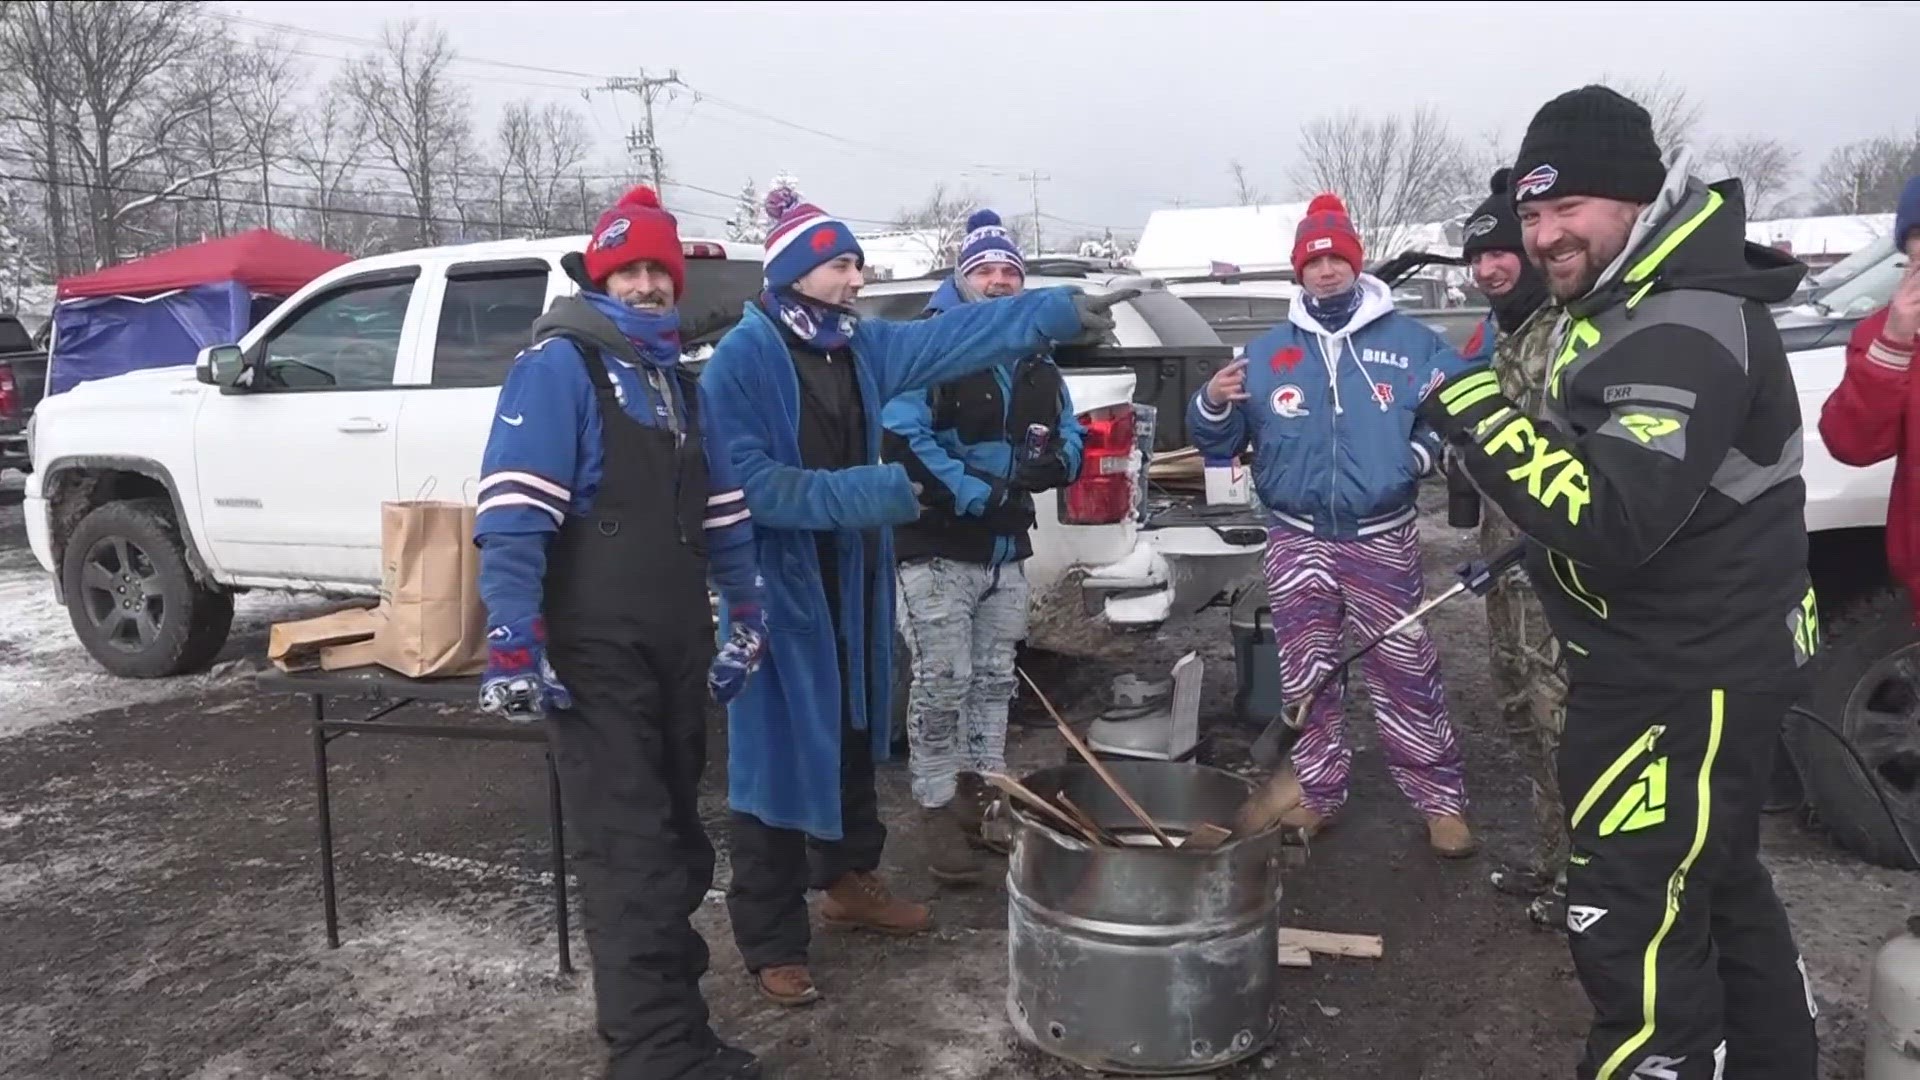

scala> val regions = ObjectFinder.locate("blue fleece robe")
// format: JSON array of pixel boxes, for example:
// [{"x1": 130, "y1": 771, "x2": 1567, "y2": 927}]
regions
[{"x1": 698, "y1": 287, "x2": 1083, "y2": 839}]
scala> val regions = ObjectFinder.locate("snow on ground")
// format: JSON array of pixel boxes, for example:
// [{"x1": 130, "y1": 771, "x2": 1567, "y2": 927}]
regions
[{"x1": 0, "y1": 474, "x2": 334, "y2": 739}]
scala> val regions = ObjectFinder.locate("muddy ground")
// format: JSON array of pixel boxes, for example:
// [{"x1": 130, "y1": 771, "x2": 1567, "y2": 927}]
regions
[{"x1": 0, "y1": 479, "x2": 1911, "y2": 1079}]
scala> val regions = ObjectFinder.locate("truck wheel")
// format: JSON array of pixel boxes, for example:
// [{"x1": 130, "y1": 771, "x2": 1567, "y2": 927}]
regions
[
  {"x1": 61, "y1": 498, "x2": 233, "y2": 679},
  {"x1": 1785, "y1": 588, "x2": 1920, "y2": 869}
]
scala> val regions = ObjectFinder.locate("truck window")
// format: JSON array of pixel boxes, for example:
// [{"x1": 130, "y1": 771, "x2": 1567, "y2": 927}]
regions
[
  {"x1": 680, "y1": 257, "x2": 767, "y2": 342},
  {"x1": 851, "y1": 288, "x2": 937, "y2": 321},
  {"x1": 432, "y1": 268, "x2": 551, "y2": 388},
  {"x1": 256, "y1": 278, "x2": 414, "y2": 391}
]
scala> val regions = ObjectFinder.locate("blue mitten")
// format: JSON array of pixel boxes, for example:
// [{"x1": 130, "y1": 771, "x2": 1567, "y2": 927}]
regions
[
  {"x1": 708, "y1": 605, "x2": 768, "y2": 705},
  {"x1": 480, "y1": 616, "x2": 572, "y2": 721}
]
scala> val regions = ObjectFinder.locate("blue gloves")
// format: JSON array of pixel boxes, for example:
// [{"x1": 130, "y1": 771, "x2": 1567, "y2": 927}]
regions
[
  {"x1": 479, "y1": 615, "x2": 573, "y2": 722},
  {"x1": 708, "y1": 605, "x2": 769, "y2": 705}
]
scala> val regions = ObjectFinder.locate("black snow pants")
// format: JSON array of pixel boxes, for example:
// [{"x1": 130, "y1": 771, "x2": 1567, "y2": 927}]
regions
[
  {"x1": 541, "y1": 336, "x2": 722, "y2": 1080},
  {"x1": 1558, "y1": 681, "x2": 1819, "y2": 1080}
]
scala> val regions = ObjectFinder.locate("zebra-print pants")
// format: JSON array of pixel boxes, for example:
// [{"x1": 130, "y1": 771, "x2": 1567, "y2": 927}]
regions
[{"x1": 1262, "y1": 521, "x2": 1466, "y2": 818}]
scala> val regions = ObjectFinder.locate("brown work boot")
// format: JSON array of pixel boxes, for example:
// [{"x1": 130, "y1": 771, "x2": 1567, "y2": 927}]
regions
[
  {"x1": 754, "y1": 964, "x2": 819, "y2": 1008},
  {"x1": 820, "y1": 871, "x2": 933, "y2": 935},
  {"x1": 1427, "y1": 815, "x2": 1479, "y2": 859},
  {"x1": 925, "y1": 804, "x2": 985, "y2": 887}
]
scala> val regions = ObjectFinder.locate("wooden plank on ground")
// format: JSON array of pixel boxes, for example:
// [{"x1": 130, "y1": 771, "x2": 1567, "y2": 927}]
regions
[
  {"x1": 1277, "y1": 928, "x2": 1383, "y2": 959},
  {"x1": 1276, "y1": 942, "x2": 1314, "y2": 968}
]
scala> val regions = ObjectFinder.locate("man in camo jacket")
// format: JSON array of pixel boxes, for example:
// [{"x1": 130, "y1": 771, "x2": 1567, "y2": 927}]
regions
[{"x1": 1458, "y1": 167, "x2": 1569, "y2": 927}]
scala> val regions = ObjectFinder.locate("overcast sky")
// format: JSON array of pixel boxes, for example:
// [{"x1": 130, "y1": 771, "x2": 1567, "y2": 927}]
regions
[{"x1": 219, "y1": 0, "x2": 1918, "y2": 241}]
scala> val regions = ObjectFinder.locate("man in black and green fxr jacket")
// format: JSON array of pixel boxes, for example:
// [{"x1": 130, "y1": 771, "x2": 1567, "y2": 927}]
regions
[{"x1": 1416, "y1": 85, "x2": 1819, "y2": 1080}]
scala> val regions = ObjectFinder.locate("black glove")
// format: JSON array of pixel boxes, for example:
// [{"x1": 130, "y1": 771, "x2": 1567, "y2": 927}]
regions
[
  {"x1": 1011, "y1": 449, "x2": 1073, "y2": 493},
  {"x1": 1071, "y1": 288, "x2": 1140, "y2": 334}
]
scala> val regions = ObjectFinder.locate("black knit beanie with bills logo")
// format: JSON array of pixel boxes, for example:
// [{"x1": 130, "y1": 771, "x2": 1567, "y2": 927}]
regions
[
  {"x1": 1510, "y1": 85, "x2": 1667, "y2": 206},
  {"x1": 1461, "y1": 168, "x2": 1525, "y2": 258}
]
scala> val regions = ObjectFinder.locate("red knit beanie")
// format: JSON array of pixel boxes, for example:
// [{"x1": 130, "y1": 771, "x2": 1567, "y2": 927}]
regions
[
  {"x1": 1292, "y1": 193, "x2": 1364, "y2": 279},
  {"x1": 583, "y1": 185, "x2": 685, "y2": 298}
]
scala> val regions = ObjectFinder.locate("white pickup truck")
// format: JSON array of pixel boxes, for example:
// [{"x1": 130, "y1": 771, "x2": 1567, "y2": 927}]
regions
[
  {"x1": 23, "y1": 238, "x2": 1260, "y2": 680},
  {"x1": 1778, "y1": 237, "x2": 1919, "y2": 870}
]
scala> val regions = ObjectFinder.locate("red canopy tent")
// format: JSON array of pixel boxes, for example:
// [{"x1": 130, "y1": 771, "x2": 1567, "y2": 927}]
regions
[
  {"x1": 48, "y1": 229, "x2": 355, "y2": 395},
  {"x1": 56, "y1": 228, "x2": 351, "y2": 300}
]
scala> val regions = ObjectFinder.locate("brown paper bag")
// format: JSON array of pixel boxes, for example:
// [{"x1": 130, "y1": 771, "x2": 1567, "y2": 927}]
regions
[
  {"x1": 268, "y1": 605, "x2": 379, "y2": 672},
  {"x1": 362, "y1": 499, "x2": 487, "y2": 678}
]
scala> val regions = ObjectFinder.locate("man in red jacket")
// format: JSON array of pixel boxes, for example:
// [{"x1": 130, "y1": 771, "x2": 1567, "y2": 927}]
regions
[{"x1": 1817, "y1": 176, "x2": 1920, "y2": 621}]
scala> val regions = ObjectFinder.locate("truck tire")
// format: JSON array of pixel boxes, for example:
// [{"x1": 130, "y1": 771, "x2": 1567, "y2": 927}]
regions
[
  {"x1": 1784, "y1": 588, "x2": 1920, "y2": 870},
  {"x1": 61, "y1": 498, "x2": 234, "y2": 679}
]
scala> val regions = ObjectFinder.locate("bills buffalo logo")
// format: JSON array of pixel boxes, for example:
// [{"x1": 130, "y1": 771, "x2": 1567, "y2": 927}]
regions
[
  {"x1": 809, "y1": 228, "x2": 840, "y2": 253},
  {"x1": 1515, "y1": 164, "x2": 1559, "y2": 199},
  {"x1": 1271, "y1": 345, "x2": 1305, "y2": 372},
  {"x1": 1373, "y1": 381, "x2": 1395, "y2": 405},
  {"x1": 1464, "y1": 214, "x2": 1498, "y2": 240},
  {"x1": 594, "y1": 217, "x2": 631, "y2": 250},
  {"x1": 1270, "y1": 384, "x2": 1309, "y2": 418},
  {"x1": 1421, "y1": 368, "x2": 1447, "y2": 399}
]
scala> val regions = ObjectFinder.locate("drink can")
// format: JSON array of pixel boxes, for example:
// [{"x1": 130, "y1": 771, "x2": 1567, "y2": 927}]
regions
[{"x1": 1024, "y1": 423, "x2": 1051, "y2": 460}]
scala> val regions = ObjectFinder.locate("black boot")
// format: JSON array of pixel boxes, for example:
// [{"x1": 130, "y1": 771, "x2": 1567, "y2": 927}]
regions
[{"x1": 926, "y1": 803, "x2": 986, "y2": 886}]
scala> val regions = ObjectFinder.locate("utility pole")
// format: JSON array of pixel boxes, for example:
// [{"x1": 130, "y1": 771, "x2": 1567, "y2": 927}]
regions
[
  {"x1": 1019, "y1": 170, "x2": 1050, "y2": 254},
  {"x1": 602, "y1": 70, "x2": 685, "y2": 194}
]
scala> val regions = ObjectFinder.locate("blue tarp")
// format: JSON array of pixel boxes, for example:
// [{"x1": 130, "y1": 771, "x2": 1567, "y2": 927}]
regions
[{"x1": 48, "y1": 281, "x2": 259, "y2": 396}]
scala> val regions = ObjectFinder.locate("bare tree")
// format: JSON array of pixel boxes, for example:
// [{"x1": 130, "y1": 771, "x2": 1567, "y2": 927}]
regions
[
  {"x1": 287, "y1": 87, "x2": 366, "y2": 249},
  {"x1": 1289, "y1": 105, "x2": 1475, "y2": 257},
  {"x1": 9, "y1": 1, "x2": 242, "y2": 266},
  {"x1": 891, "y1": 183, "x2": 980, "y2": 268},
  {"x1": 166, "y1": 32, "x2": 250, "y2": 236},
  {"x1": 1228, "y1": 159, "x2": 1263, "y2": 206},
  {"x1": 495, "y1": 99, "x2": 590, "y2": 237},
  {"x1": 0, "y1": 0, "x2": 80, "y2": 274},
  {"x1": 1704, "y1": 135, "x2": 1799, "y2": 219},
  {"x1": 232, "y1": 36, "x2": 302, "y2": 232},
  {"x1": 342, "y1": 19, "x2": 472, "y2": 246},
  {"x1": 1811, "y1": 132, "x2": 1920, "y2": 215},
  {"x1": 1595, "y1": 73, "x2": 1703, "y2": 159}
]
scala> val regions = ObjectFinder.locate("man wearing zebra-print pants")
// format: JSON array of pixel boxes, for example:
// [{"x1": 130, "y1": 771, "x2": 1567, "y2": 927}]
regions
[
  {"x1": 1261, "y1": 523, "x2": 1468, "y2": 838},
  {"x1": 1190, "y1": 191, "x2": 1479, "y2": 857}
]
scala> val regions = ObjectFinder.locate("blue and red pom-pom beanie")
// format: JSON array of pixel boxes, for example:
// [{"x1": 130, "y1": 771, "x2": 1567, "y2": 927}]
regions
[{"x1": 763, "y1": 203, "x2": 864, "y2": 290}]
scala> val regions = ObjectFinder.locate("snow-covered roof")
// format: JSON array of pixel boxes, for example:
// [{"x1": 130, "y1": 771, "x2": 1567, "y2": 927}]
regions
[
  {"x1": 855, "y1": 229, "x2": 946, "y2": 280},
  {"x1": 1130, "y1": 202, "x2": 1311, "y2": 276},
  {"x1": 1746, "y1": 214, "x2": 1894, "y2": 257},
  {"x1": 1131, "y1": 202, "x2": 1465, "y2": 277}
]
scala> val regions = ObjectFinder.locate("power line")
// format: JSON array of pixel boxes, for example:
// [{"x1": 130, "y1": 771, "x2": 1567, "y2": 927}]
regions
[
  {"x1": 1019, "y1": 171, "x2": 1050, "y2": 252},
  {"x1": 601, "y1": 70, "x2": 684, "y2": 194}
]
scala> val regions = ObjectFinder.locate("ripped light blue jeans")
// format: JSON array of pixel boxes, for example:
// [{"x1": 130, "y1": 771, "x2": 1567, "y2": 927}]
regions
[{"x1": 895, "y1": 557, "x2": 1030, "y2": 809}]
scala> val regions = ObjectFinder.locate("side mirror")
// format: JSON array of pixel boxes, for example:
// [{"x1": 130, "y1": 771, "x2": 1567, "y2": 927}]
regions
[{"x1": 197, "y1": 344, "x2": 245, "y2": 388}]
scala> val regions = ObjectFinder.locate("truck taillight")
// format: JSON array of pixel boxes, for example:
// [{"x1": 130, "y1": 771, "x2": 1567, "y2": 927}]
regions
[
  {"x1": 682, "y1": 241, "x2": 725, "y2": 258},
  {"x1": 1061, "y1": 404, "x2": 1136, "y2": 525},
  {"x1": 0, "y1": 362, "x2": 16, "y2": 419}
]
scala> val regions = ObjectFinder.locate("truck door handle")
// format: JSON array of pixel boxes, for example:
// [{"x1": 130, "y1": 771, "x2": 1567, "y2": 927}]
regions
[{"x1": 337, "y1": 417, "x2": 388, "y2": 433}]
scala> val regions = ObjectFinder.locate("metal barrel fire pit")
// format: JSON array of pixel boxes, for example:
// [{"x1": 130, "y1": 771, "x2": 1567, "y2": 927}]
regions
[{"x1": 1005, "y1": 761, "x2": 1284, "y2": 1075}]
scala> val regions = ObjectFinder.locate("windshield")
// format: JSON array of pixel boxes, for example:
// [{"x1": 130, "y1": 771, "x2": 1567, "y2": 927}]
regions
[
  {"x1": 1816, "y1": 245, "x2": 1910, "y2": 319},
  {"x1": 1810, "y1": 233, "x2": 1896, "y2": 302}
]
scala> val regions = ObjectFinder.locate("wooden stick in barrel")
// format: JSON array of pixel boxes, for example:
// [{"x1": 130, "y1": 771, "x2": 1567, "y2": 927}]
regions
[{"x1": 1017, "y1": 666, "x2": 1176, "y2": 848}]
